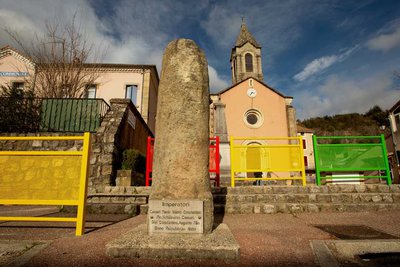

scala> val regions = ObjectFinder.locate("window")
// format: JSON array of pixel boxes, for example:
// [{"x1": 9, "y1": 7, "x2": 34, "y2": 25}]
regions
[
  {"x1": 302, "y1": 139, "x2": 307, "y2": 149},
  {"x1": 247, "y1": 113, "x2": 258, "y2": 124},
  {"x1": 125, "y1": 85, "x2": 138, "y2": 105},
  {"x1": 12, "y1": 82, "x2": 24, "y2": 90},
  {"x1": 304, "y1": 156, "x2": 308, "y2": 167},
  {"x1": 86, "y1": 84, "x2": 96, "y2": 99},
  {"x1": 232, "y1": 59, "x2": 236, "y2": 76},
  {"x1": 244, "y1": 109, "x2": 264, "y2": 128},
  {"x1": 395, "y1": 113, "x2": 400, "y2": 133},
  {"x1": 245, "y1": 53, "x2": 253, "y2": 72}
]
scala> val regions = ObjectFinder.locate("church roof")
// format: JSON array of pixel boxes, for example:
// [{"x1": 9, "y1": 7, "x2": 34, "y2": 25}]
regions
[
  {"x1": 212, "y1": 76, "x2": 292, "y2": 99},
  {"x1": 235, "y1": 21, "x2": 261, "y2": 48}
]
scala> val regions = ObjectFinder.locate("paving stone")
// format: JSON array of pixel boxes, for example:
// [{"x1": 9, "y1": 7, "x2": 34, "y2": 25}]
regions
[
  {"x1": 253, "y1": 205, "x2": 261, "y2": 214},
  {"x1": 297, "y1": 186, "x2": 308, "y2": 193},
  {"x1": 393, "y1": 193, "x2": 400, "y2": 202},
  {"x1": 366, "y1": 184, "x2": 379, "y2": 192},
  {"x1": 377, "y1": 185, "x2": 390, "y2": 193},
  {"x1": 308, "y1": 185, "x2": 322, "y2": 193},
  {"x1": 276, "y1": 204, "x2": 288, "y2": 213},
  {"x1": 371, "y1": 195, "x2": 383, "y2": 202},
  {"x1": 354, "y1": 185, "x2": 367, "y2": 193},
  {"x1": 382, "y1": 194, "x2": 393, "y2": 203},
  {"x1": 338, "y1": 184, "x2": 355, "y2": 193},
  {"x1": 390, "y1": 185, "x2": 400, "y2": 192},
  {"x1": 262, "y1": 204, "x2": 277, "y2": 214},
  {"x1": 308, "y1": 194, "x2": 317, "y2": 202},
  {"x1": 306, "y1": 204, "x2": 320, "y2": 212},
  {"x1": 287, "y1": 204, "x2": 302, "y2": 213},
  {"x1": 328, "y1": 185, "x2": 340, "y2": 193}
]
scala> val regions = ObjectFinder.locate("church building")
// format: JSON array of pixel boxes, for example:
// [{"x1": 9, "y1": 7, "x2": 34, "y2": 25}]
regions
[{"x1": 210, "y1": 21, "x2": 297, "y2": 177}]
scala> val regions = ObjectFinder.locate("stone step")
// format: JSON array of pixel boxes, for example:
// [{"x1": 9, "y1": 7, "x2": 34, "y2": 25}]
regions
[
  {"x1": 212, "y1": 184, "x2": 400, "y2": 195},
  {"x1": 62, "y1": 203, "x2": 139, "y2": 215},
  {"x1": 140, "y1": 204, "x2": 149, "y2": 215},
  {"x1": 221, "y1": 203, "x2": 400, "y2": 214},
  {"x1": 101, "y1": 186, "x2": 152, "y2": 195},
  {"x1": 97, "y1": 184, "x2": 400, "y2": 195},
  {"x1": 139, "y1": 202, "x2": 400, "y2": 215},
  {"x1": 84, "y1": 185, "x2": 400, "y2": 215},
  {"x1": 212, "y1": 193, "x2": 400, "y2": 204}
]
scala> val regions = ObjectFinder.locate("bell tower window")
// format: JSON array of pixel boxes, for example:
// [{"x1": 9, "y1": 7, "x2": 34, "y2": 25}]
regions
[{"x1": 245, "y1": 53, "x2": 253, "y2": 72}]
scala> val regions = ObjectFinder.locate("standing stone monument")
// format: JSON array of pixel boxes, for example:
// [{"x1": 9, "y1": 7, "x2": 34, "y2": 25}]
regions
[
  {"x1": 106, "y1": 39, "x2": 239, "y2": 260},
  {"x1": 149, "y1": 37, "x2": 213, "y2": 235}
]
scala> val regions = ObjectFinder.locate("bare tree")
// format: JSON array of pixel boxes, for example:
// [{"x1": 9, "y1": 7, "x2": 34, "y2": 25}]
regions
[{"x1": 5, "y1": 16, "x2": 105, "y2": 98}]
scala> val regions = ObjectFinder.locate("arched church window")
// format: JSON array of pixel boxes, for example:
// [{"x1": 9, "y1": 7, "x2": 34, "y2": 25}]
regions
[{"x1": 245, "y1": 53, "x2": 253, "y2": 72}]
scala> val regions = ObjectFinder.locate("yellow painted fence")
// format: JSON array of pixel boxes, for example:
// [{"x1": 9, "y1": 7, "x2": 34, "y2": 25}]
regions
[
  {"x1": 0, "y1": 133, "x2": 91, "y2": 236},
  {"x1": 230, "y1": 136, "x2": 306, "y2": 187}
]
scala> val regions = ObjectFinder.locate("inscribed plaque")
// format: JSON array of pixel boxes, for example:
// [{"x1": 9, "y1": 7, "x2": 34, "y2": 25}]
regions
[{"x1": 148, "y1": 200, "x2": 203, "y2": 234}]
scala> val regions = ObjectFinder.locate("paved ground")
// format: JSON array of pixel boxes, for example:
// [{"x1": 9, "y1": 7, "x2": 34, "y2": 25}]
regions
[{"x1": 1, "y1": 207, "x2": 400, "y2": 266}]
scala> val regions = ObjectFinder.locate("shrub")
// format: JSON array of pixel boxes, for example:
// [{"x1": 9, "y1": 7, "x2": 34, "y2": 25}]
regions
[
  {"x1": 0, "y1": 85, "x2": 40, "y2": 132},
  {"x1": 121, "y1": 149, "x2": 146, "y2": 173}
]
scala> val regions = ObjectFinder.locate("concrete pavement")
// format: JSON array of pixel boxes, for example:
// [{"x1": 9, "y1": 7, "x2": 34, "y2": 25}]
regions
[{"x1": 1, "y1": 207, "x2": 400, "y2": 266}]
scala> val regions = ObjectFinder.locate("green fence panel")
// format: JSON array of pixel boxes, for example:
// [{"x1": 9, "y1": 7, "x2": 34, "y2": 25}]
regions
[
  {"x1": 313, "y1": 135, "x2": 391, "y2": 185},
  {"x1": 40, "y1": 99, "x2": 102, "y2": 132}
]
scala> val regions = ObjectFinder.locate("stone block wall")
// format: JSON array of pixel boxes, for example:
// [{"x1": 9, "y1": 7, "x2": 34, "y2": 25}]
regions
[
  {"x1": 89, "y1": 99, "x2": 153, "y2": 192},
  {"x1": 83, "y1": 184, "x2": 400, "y2": 215},
  {"x1": 0, "y1": 133, "x2": 83, "y2": 151}
]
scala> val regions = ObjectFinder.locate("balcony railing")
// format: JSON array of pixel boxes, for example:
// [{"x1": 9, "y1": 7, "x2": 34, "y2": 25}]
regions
[{"x1": 0, "y1": 97, "x2": 110, "y2": 133}]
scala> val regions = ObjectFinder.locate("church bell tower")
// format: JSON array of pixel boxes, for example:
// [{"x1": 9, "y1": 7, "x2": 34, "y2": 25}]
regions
[{"x1": 230, "y1": 20, "x2": 264, "y2": 84}]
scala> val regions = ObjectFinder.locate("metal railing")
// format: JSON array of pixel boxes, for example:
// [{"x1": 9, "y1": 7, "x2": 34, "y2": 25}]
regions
[
  {"x1": 145, "y1": 136, "x2": 221, "y2": 187},
  {"x1": 313, "y1": 135, "x2": 391, "y2": 185},
  {"x1": 0, "y1": 133, "x2": 91, "y2": 236},
  {"x1": 0, "y1": 97, "x2": 109, "y2": 133},
  {"x1": 230, "y1": 136, "x2": 306, "y2": 187}
]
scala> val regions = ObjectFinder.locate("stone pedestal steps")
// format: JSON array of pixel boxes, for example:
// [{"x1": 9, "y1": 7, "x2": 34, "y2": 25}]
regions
[
  {"x1": 84, "y1": 186, "x2": 151, "y2": 215},
  {"x1": 212, "y1": 184, "x2": 400, "y2": 214},
  {"x1": 84, "y1": 184, "x2": 400, "y2": 215}
]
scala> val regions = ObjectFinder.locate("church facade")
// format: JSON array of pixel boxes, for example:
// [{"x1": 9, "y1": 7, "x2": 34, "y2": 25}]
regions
[{"x1": 210, "y1": 22, "x2": 297, "y2": 177}]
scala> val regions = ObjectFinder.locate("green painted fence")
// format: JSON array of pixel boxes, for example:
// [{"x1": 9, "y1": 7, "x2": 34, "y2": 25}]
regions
[
  {"x1": 313, "y1": 134, "x2": 391, "y2": 185},
  {"x1": 40, "y1": 99, "x2": 109, "y2": 132}
]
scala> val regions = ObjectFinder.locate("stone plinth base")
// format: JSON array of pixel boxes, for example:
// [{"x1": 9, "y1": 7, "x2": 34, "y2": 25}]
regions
[{"x1": 106, "y1": 223, "x2": 240, "y2": 260}]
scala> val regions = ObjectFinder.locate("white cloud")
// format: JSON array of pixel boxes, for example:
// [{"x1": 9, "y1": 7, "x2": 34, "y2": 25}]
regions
[
  {"x1": 208, "y1": 65, "x2": 229, "y2": 93},
  {"x1": 295, "y1": 74, "x2": 399, "y2": 119},
  {"x1": 293, "y1": 55, "x2": 338, "y2": 82},
  {"x1": 293, "y1": 45, "x2": 359, "y2": 82},
  {"x1": 0, "y1": 0, "x2": 231, "y2": 95},
  {"x1": 200, "y1": 6, "x2": 242, "y2": 48},
  {"x1": 367, "y1": 23, "x2": 400, "y2": 52},
  {"x1": 200, "y1": 0, "x2": 337, "y2": 69}
]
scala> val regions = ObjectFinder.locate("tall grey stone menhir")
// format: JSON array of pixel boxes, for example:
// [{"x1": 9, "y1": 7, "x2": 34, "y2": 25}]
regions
[{"x1": 150, "y1": 39, "x2": 214, "y2": 233}]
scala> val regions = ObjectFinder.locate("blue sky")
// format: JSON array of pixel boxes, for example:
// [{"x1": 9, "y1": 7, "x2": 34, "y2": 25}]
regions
[{"x1": 0, "y1": 0, "x2": 399, "y2": 119}]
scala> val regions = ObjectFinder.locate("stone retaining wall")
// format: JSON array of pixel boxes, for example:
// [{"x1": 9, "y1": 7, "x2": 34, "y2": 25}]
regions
[
  {"x1": 84, "y1": 184, "x2": 400, "y2": 215},
  {"x1": 89, "y1": 99, "x2": 152, "y2": 192}
]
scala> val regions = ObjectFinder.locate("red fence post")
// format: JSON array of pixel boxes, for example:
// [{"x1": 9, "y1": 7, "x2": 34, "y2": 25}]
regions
[
  {"x1": 215, "y1": 136, "x2": 220, "y2": 187},
  {"x1": 145, "y1": 136, "x2": 153, "y2": 187},
  {"x1": 146, "y1": 136, "x2": 220, "y2": 187}
]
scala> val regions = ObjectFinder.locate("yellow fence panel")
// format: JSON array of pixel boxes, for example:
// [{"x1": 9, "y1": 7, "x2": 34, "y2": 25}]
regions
[
  {"x1": 0, "y1": 133, "x2": 91, "y2": 236},
  {"x1": 230, "y1": 136, "x2": 306, "y2": 187}
]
